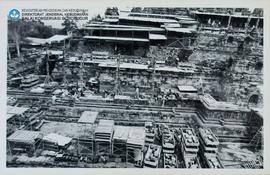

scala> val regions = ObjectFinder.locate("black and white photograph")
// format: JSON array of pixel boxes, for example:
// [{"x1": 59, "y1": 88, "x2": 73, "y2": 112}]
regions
[{"x1": 3, "y1": 0, "x2": 267, "y2": 171}]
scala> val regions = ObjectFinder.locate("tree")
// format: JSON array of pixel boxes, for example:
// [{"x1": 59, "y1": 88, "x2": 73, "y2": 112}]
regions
[
  {"x1": 8, "y1": 19, "x2": 55, "y2": 59},
  {"x1": 34, "y1": 21, "x2": 53, "y2": 38},
  {"x1": 8, "y1": 20, "x2": 21, "y2": 58},
  {"x1": 8, "y1": 20, "x2": 31, "y2": 59},
  {"x1": 252, "y1": 8, "x2": 263, "y2": 16},
  {"x1": 61, "y1": 18, "x2": 78, "y2": 35},
  {"x1": 26, "y1": 20, "x2": 53, "y2": 38},
  {"x1": 105, "y1": 7, "x2": 119, "y2": 16},
  {"x1": 61, "y1": 19, "x2": 77, "y2": 49}
]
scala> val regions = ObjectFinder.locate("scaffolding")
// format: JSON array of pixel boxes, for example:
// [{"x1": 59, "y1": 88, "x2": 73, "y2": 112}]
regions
[
  {"x1": 7, "y1": 106, "x2": 29, "y2": 131},
  {"x1": 112, "y1": 126, "x2": 129, "y2": 159},
  {"x1": 77, "y1": 123, "x2": 95, "y2": 158},
  {"x1": 44, "y1": 44, "x2": 53, "y2": 85},
  {"x1": 78, "y1": 55, "x2": 85, "y2": 88},
  {"x1": 62, "y1": 46, "x2": 69, "y2": 88},
  {"x1": 126, "y1": 127, "x2": 145, "y2": 166},
  {"x1": 7, "y1": 130, "x2": 43, "y2": 156},
  {"x1": 114, "y1": 55, "x2": 122, "y2": 95},
  {"x1": 167, "y1": 37, "x2": 197, "y2": 49},
  {"x1": 94, "y1": 120, "x2": 114, "y2": 156},
  {"x1": 42, "y1": 133, "x2": 72, "y2": 152},
  {"x1": 151, "y1": 54, "x2": 156, "y2": 98},
  {"x1": 77, "y1": 111, "x2": 97, "y2": 158}
]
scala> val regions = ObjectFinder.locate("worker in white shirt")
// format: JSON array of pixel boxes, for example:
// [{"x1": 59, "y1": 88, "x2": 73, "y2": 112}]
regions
[{"x1": 52, "y1": 95, "x2": 56, "y2": 104}]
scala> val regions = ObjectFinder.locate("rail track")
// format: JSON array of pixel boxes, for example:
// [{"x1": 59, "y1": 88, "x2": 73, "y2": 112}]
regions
[
  {"x1": 8, "y1": 90, "x2": 50, "y2": 99},
  {"x1": 8, "y1": 90, "x2": 253, "y2": 143},
  {"x1": 8, "y1": 89, "x2": 197, "y2": 114},
  {"x1": 74, "y1": 101, "x2": 196, "y2": 114}
]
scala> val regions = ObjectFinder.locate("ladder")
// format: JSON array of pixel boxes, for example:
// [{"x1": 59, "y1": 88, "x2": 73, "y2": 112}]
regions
[{"x1": 249, "y1": 127, "x2": 263, "y2": 151}]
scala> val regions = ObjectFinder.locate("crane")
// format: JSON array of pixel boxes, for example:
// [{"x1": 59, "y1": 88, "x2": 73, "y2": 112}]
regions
[
  {"x1": 114, "y1": 54, "x2": 122, "y2": 95},
  {"x1": 62, "y1": 45, "x2": 68, "y2": 88},
  {"x1": 44, "y1": 43, "x2": 53, "y2": 86},
  {"x1": 77, "y1": 55, "x2": 85, "y2": 89}
]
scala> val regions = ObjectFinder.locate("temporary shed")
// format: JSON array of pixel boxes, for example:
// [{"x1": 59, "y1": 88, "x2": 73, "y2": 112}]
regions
[
  {"x1": 7, "y1": 106, "x2": 29, "y2": 117},
  {"x1": 7, "y1": 130, "x2": 43, "y2": 155},
  {"x1": 46, "y1": 35, "x2": 71, "y2": 44},
  {"x1": 126, "y1": 127, "x2": 145, "y2": 163},
  {"x1": 42, "y1": 133, "x2": 72, "y2": 151},
  {"x1": 112, "y1": 126, "x2": 130, "y2": 157},
  {"x1": 94, "y1": 120, "x2": 115, "y2": 155}
]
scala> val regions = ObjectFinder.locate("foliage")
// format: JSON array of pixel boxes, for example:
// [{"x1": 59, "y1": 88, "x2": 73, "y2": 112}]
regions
[
  {"x1": 61, "y1": 18, "x2": 78, "y2": 35},
  {"x1": 105, "y1": 7, "x2": 119, "y2": 16},
  {"x1": 8, "y1": 19, "x2": 54, "y2": 58},
  {"x1": 27, "y1": 20, "x2": 54, "y2": 38}
]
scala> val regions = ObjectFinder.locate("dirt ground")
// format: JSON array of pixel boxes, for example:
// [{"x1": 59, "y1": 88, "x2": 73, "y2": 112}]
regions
[
  {"x1": 218, "y1": 142, "x2": 261, "y2": 168},
  {"x1": 40, "y1": 121, "x2": 94, "y2": 138}
]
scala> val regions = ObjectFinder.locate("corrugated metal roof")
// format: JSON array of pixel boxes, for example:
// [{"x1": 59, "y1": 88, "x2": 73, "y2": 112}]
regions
[
  {"x1": 114, "y1": 95, "x2": 131, "y2": 100},
  {"x1": 46, "y1": 35, "x2": 71, "y2": 43},
  {"x1": 7, "y1": 113, "x2": 15, "y2": 120},
  {"x1": 113, "y1": 126, "x2": 130, "y2": 141},
  {"x1": 98, "y1": 119, "x2": 114, "y2": 127},
  {"x1": 40, "y1": 122, "x2": 94, "y2": 138},
  {"x1": 193, "y1": 11, "x2": 263, "y2": 19},
  {"x1": 25, "y1": 37, "x2": 47, "y2": 45},
  {"x1": 102, "y1": 18, "x2": 119, "y2": 23},
  {"x1": 7, "y1": 106, "x2": 29, "y2": 115},
  {"x1": 166, "y1": 27, "x2": 195, "y2": 33},
  {"x1": 119, "y1": 15, "x2": 178, "y2": 23},
  {"x1": 43, "y1": 133, "x2": 72, "y2": 146},
  {"x1": 7, "y1": 130, "x2": 42, "y2": 144},
  {"x1": 78, "y1": 111, "x2": 98, "y2": 124},
  {"x1": 178, "y1": 85, "x2": 197, "y2": 92},
  {"x1": 83, "y1": 36, "x2": 149, "y2": 42},
  {"x1": 98, "y1": 62, "x2": 148, "y2": 69},
  {"x1": 127, "y1": 127, "x2": 145, "y2": 146},
  {"x1": 149, "y1": 33, "x2": 167, "y2": 40},
  {"x1": 25, "y1": 35, "x2": 70, "y2": 45},
  {"x1": 95, "y1": 125, "x2": 114, "y2": 134},
  {"x1": 92, "y1": 51, "x2": 109, "y2": 55},
  {"x1": 82, "y1": 24, "x2": 164, "y2": 32},
  {"x1": 98, "y1": 62, "x2": 195, "y2": 73},
  {"x1": 41, "y1": 50, "x2": 63, "y2": 55},
  {"x1": 83, "y1": 27, "x2": 155, "y2": 31}
]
